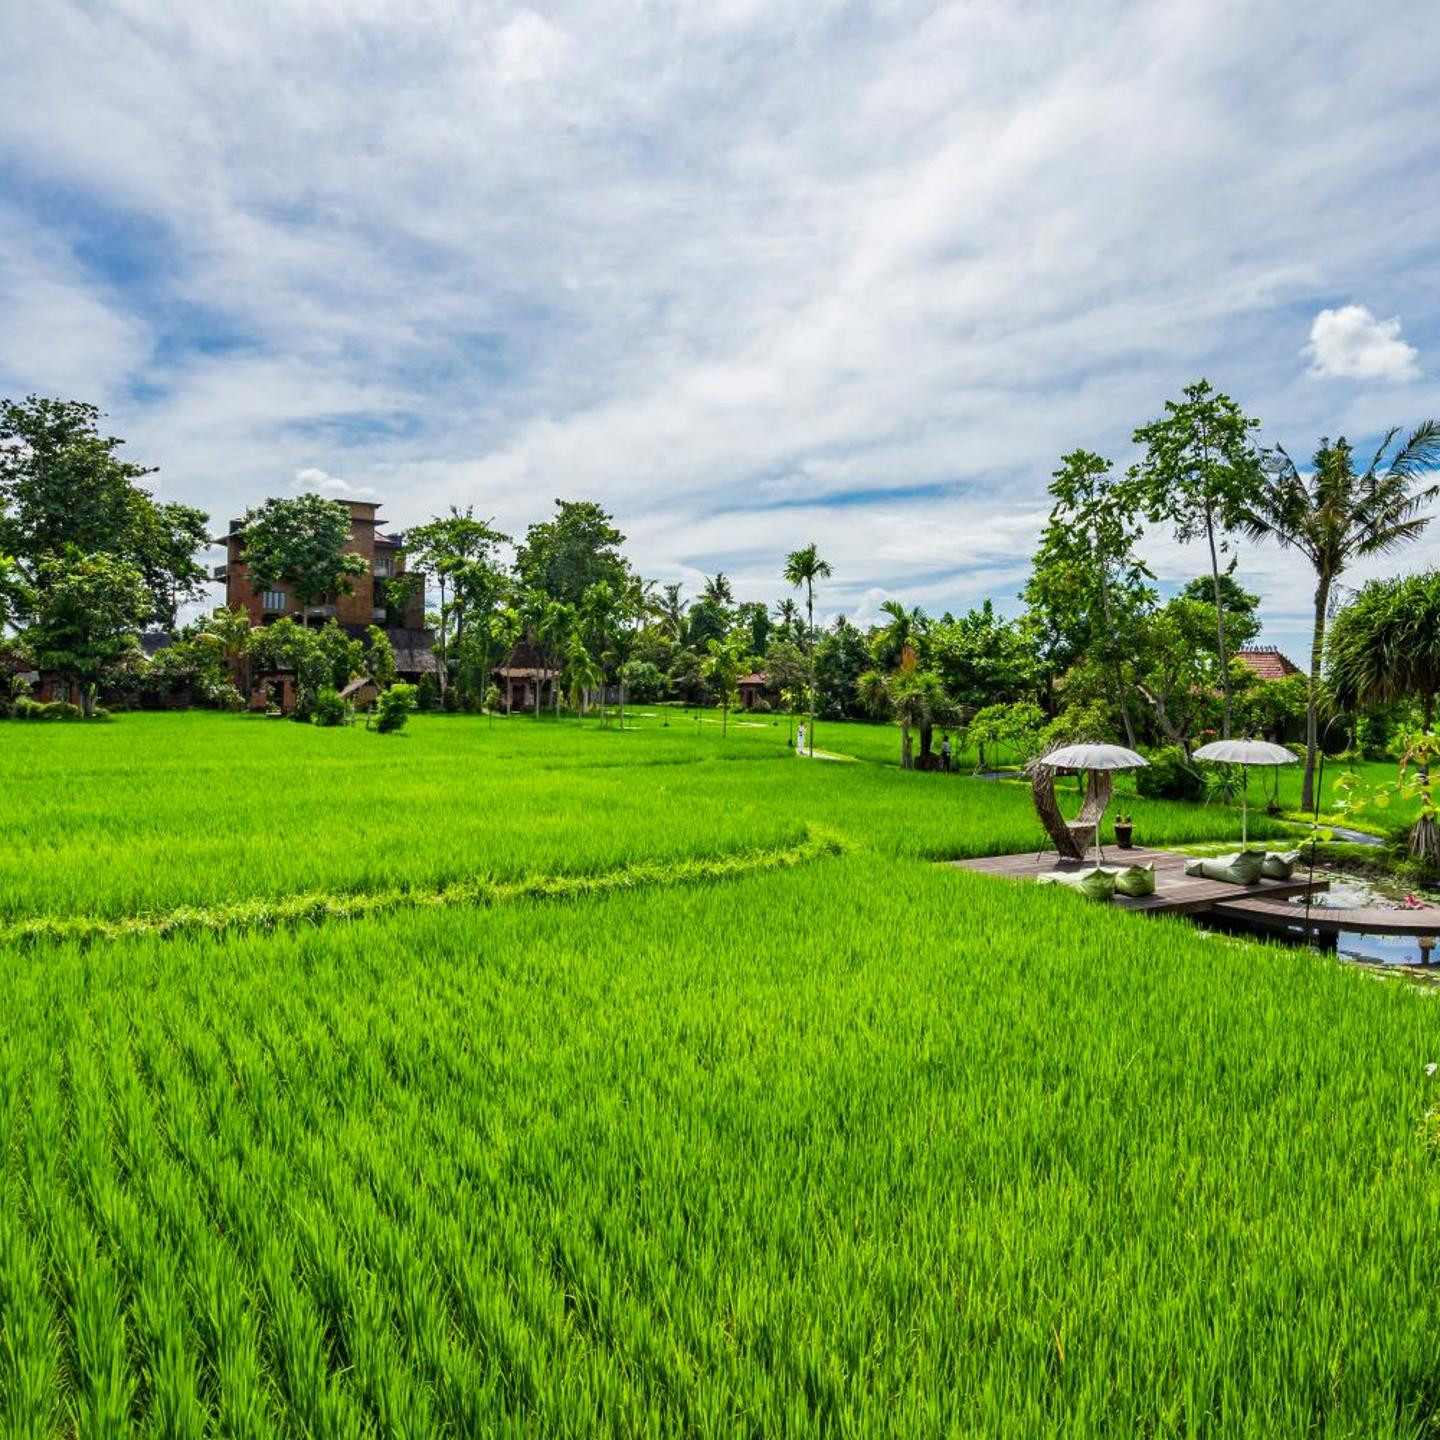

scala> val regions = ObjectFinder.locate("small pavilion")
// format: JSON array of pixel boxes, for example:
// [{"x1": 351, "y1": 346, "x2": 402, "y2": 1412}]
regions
[{"x1": 493, "y1": 642, "x2": 559, "y2": 712}]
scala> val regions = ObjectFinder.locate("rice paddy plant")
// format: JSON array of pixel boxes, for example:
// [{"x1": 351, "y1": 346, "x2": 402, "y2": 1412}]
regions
[
  {"x1": 0, "y1": 713, "x2": 1287, "y2": 922},
  {"x1": 3, "y1": 849, "x2": 1440, "y2": 1435}
]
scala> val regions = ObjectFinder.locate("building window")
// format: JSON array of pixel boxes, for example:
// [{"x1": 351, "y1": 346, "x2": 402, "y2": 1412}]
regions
[
  {"x1": 262, "y1": 590, "x2": 287, "y2": 611},
  {"x1": 373, "y1": 556, "x2": 394, "y2": 578}
]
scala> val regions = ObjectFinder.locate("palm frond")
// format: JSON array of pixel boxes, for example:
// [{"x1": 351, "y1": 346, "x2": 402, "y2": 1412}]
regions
[{"x1": 1380, "y1": 419, "x2": 1440, "y2": 484}]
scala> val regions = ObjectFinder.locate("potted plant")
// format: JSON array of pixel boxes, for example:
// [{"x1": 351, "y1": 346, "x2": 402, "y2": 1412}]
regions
[{"x1": 1114, "y1": 813, "x2": 1134, "y2": 850}]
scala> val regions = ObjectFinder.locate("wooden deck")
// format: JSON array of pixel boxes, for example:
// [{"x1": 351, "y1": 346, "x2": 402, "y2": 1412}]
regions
[
  {"x1": 951, "y1": 845, "x2": 1329, "y2": 918},
  {"x1": 1210, "y1": 895, "x2": 1440, "y2": 938}
]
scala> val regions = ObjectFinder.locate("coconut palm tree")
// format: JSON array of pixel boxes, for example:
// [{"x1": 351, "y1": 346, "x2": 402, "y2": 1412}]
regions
[
  {"x1": 784, "y1": 543, "x2": 832, "y2": 756},
  {"x1": 564, "y1": 636, "x2": 604, "y2": 721},
  {"x1": 885, "y1": 669, "x2": 954, "y2": 770},
  {"x1": 702, "y1": 573, "x2": 734, "y2": 608},
  {"x1": 1240, "y1": 422, "x2": 1440, "y2": 810},
  {"x1": 873, "y1": 600, "x2": 927, "y2": 672},
  {"x1": 1327, "y1": 569, "x2": 1440, "y2": 864},
  {"x1": 772, "y1": 596, "x2": 802, "y2": 643}
]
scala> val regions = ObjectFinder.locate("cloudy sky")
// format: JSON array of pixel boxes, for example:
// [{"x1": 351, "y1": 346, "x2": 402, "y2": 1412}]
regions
[{"x1": 3, "y1": 0, "x2": 1439, "y2": 656}]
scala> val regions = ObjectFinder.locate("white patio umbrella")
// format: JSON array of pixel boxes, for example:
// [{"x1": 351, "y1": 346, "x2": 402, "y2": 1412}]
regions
[
  {"x1": 1043, "y1": 742, "x2": 1149, "y2": 772},
  {"x1": 1191, "y1": 738, "x2": 1298, "y2": 846},
  {"x1": 1035, "y1": 743, "x2": 1149, "y2": 864}
]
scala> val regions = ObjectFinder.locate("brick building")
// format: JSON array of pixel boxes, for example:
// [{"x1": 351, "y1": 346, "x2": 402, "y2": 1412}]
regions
[
  {"x1": 214, "y1": 499, "x2": 436, "y2": 709},
  {"x1": 215, "y1": 499, "x2": 426, "y2": 631}
]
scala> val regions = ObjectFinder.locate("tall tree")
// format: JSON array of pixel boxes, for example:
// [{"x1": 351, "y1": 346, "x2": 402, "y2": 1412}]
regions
[
  {"x1": 134, "y1": 502, "x2": 211, "y2": 629},
  {"x1": 24, "y1": 549, "x2": 150, "y2": 715},
  {"x1": 700, "y1": 630, "x2": 753, "y2": 738},
  {"x1": 1024, "y1": 451, "x2": 1153, "y2": 747},
  {"x1": 238, "y1": 494, "x2": 367, "y2": 632},
  {"x1": 655, "y1": 583, "x2": 686, "y2": 638},
  {"x1": 1130, "y1": 380, "x2": 1263, "y2": 738},
  {"x1": 702, "y1": 572, "x2": 734, "y2": 608},
  {"x1": 0, "y1": 395, "x2": 209, "y2": 627},
  {"x1": 515, "y1": 500, "x2": 629, "y2": 608},
  {"x1": 772, "y1": 596, "x2": 802, "y2": 644},
  {"x1": 871, "y1": 600, "x2": 927, "y2": 672},
  {"x1": 1327, "y1": 569, "x2": 1440, "y2": 864},
  {"x1": 403, "y1": 506, "x2": 509, "y2": 698},
  {"x1": 1241, "y1": 422, "x2": 1440, "y2": 810},
  {"x1": 869, "y1": 666, "x2": 956, "y2": 770},
  {"x1": 0, "y1": 552, "x2": 27, "y2": 632},
  {"x1": 784, "y1": 543, "x2": 832, "y2": 755}
]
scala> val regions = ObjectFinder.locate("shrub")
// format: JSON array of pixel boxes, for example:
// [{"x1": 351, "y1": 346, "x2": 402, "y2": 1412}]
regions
[
  {"x1": 374, "y1": 683, "x2": 418, "y2": 734},
  {"x1": 313, "y1": 688, "x2": 348, "y2": 727},
  {"x1": 1135, "y1": 745, "x2": 1204, "y2": 802},
  {"x1": 195, "y1": 675, "x2": 247, "y2": 712},
  {"x1": 416, "y1": 672, "x2": 440, "y2": 712}
]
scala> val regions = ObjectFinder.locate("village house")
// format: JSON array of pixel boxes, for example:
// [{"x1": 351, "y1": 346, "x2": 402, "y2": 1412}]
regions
[
  {"x1": 737, "y1": 670, "x2": 772, "y2": 711},
  {"x1": 1235, "y1": 647, "x2": 1304, "y2": 682},
  {"x1": 493, "y1": 640, "x2": 559, "y2": 712},
  {"x1": 214, "y1": 498, "x2": 437, "y2": 710}
]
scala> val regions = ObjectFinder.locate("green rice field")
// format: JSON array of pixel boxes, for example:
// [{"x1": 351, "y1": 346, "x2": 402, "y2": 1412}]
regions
[{"x1": 2, "y1": 713, "x2": 1439, "y2": 1436}]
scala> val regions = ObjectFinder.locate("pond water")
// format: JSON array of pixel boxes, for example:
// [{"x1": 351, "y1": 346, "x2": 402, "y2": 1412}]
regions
[{"x1": 1283, "y1": 867, "x2": 1440, "y2": 967}]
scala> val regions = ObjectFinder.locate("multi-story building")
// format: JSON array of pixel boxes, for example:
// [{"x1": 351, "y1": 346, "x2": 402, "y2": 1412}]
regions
[
  {"x1": 214, "y1": 498, "x2": 435, "y2": 708},
  {"x1": 214, "y1": 499, "x2": 425, "y2": 631}
]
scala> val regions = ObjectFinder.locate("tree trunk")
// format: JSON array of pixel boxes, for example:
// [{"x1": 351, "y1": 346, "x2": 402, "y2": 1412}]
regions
[
  {"x1": 80, "y1": 682, "x2": 95, "y2": 718},
  {"x1": 1301, "y1": 573, "x2": 1330, "y2": 814},
  {"x1": 436, "y1": 578, "x2": 448, "y2": 697},
  {"x1": 1206, "y1": 510, "x2": 1231, "y2": 738},
  {"x1": 901, "y1": 721, "x2": 912, "y2": 769},
  {"x1": 1411, "y1": 694, "x2": 1439, "y2": 868},
  {"x1": 807, "y1": 581, "x2": 816, "y2": 756},
  {"x1": 1095, "y1": 558, "x2": 1137, "y2": 748}
]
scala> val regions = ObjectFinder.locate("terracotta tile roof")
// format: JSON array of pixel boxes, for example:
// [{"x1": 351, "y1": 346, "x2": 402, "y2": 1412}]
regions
[
  {"x1": 737, "y1": 671, "x2": 769, "y2": 686},
  {"x1": 1236, "y1": 647, "x2": 1304, "y2": 681}
]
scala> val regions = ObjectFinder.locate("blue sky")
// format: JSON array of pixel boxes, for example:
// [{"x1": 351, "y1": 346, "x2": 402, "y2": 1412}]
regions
[{"x1": 3, "y1": 0, "x2": 1440, "y2": 657}]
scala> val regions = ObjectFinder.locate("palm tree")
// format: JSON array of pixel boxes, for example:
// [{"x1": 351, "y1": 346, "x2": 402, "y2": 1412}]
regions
[
  {"x1": 856, "y1": 668, "x2": 890, "y2": 719},
  {"x1": 784, "y1": 543, "x2": 832, "y2": 756},
  {"x1": 652, "y1": 582, "x2": 685, "y2": 638},
  {"x1": 1328, "y1": 570, "x2": 1440, "y2": 864},
  {"x1": 1241, "y1": 422, "x2": 1440, "y2": 810},
  {"x1": 564, "y1": 635, "x2": 603, "y2": 721},
  {"x1": 772, "y1": 596, "x2": 801, "y2": 643},
  {"x1": 873, "y1": 600, "x2": 926, "y2": 671},
  {"x1": 885, "y1": 670, "x2": 954, "y2": 770},
  {"x1": 703, "y1": 573, "x2": 734, "y2": 607},
  {"x1": 203, "y1": 604, "x2": 255, "y2": 701}
]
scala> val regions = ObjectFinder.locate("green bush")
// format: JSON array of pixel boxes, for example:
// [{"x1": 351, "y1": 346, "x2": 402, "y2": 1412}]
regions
[
  {"x1": 9, "y1": 698, "x2": 86, "y2": 721},
  {"x1": 374, "y1": 683, "x2": 418, "y2": 734},
  {"x1": 1135, "y1": 745, "x2": 1204, "y2": 802},
  {"x1": 313, "y1": 687, "x2": 348, "y2": 727}
]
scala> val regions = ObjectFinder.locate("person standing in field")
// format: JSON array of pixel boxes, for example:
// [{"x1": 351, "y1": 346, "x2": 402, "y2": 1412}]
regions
[
  {"x1": 796, "y1": 722, "x2": 806, "y2": 756},
  {"x1": 941, "y1": 734, "x2": 952, "y2": 773}
]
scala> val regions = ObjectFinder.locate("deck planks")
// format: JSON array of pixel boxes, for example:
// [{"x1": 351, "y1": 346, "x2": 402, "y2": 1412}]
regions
[{"x1": 950, "y1": 845, "x2": 1329, "y2": 918}]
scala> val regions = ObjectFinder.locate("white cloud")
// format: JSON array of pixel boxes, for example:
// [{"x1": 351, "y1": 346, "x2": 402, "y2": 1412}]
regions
[
  {"x1": 491, "y1": 11, "x2": 572, "y2": 87},
  {"x1": 1305, "y1": 305, "x2": 1420, "y2": 383},
  {"x1": 291, "y1": 467, "x2": 375, "y2": 498},
  {"x1": 3, "y1": 0, "x2": 1440, "y2": 662}
]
